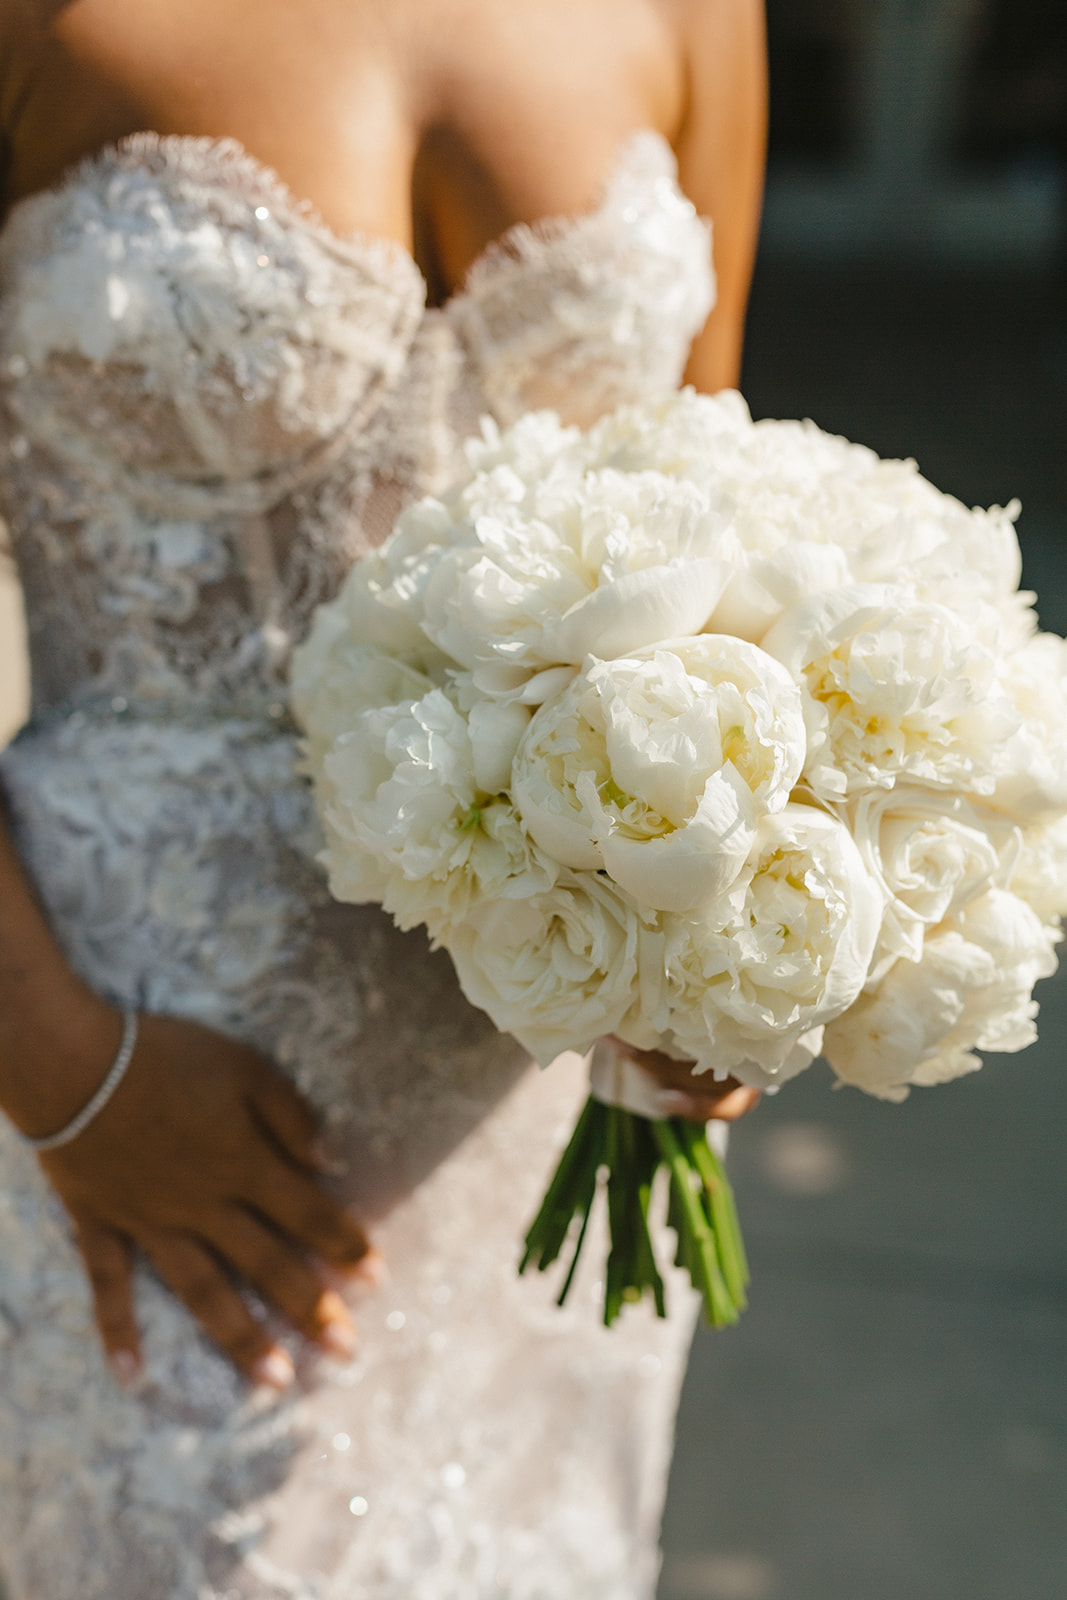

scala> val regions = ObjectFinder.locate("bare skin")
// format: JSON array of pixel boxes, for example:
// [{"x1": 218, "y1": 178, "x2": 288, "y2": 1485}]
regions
[{"x1": 0, "y1": 0, "x2": 766, "y2": 1387}]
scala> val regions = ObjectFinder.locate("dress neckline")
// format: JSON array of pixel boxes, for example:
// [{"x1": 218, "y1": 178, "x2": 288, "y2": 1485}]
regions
[{"x1": 0, "y1": 126, "x2": 683, "y2": 315}]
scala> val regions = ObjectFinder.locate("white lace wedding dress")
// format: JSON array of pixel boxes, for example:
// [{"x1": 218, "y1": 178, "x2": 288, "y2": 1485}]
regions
[{"x1": 0, "y1": 129, "x2": 715, "y2": 1600}]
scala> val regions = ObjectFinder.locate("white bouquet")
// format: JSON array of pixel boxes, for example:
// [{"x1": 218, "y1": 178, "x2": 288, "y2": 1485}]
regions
[{"x1": 291, "y1": 391, "x2": 1067, "y2": 1326}]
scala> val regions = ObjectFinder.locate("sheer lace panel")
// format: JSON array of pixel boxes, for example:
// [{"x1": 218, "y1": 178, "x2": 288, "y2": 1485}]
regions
[{"x1": 0, "y1": 129, "x2": 713, "y2": 720}]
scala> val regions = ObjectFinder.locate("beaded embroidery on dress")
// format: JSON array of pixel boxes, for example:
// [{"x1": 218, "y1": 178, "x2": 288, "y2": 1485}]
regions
[{"x1": 0, "y1": 129, "x2": 715, "y2": 1599}]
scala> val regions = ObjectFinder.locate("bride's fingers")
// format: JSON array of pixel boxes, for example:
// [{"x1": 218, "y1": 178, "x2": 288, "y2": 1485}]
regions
[
  {"x1": 247, "y1": 1065, "x2": 322, "y2": 1171},
  {"x1": 73, "y1": 1212, "x2": 142, "y2": 1385},
  {"x1": 147, "y1": 1233, "x2": 294, "y2": 1390},
  {"x1": 246, "y1": 1158, "x2": 374, "y2": 1279},
  {"x1": 214, "y1": 1209, "x2": 356, "y2": 1358},
  {"x1": 608, "y1": 1038, "x2": 761, "y2": 1120},
  {"x1": 668, "y1": 1085, "x2": 762, "y2": 1123}
]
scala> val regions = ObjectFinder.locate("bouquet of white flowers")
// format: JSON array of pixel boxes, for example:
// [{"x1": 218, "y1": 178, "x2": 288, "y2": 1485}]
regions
[{"x1": 291, "y1": 390, "x2": 1067, "y2": 1326}]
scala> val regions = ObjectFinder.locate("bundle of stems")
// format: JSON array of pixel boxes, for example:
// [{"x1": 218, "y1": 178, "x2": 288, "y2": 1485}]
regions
[{"x1": 520, "y1": 1096, "x2": 749, "y2": 1327}]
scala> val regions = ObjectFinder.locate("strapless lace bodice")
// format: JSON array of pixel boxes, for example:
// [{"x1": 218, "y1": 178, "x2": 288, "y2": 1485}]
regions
[
  {"x1": 0, "y1": 128, "x2": 713, "y2": 721},
  {"x1": 0, "y1": 130, "x2": 715, "y2": 1600}
]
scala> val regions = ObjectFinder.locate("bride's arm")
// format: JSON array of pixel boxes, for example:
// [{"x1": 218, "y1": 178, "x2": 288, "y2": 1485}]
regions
[
  {"x1": 675, "y1": 0, "x2": 768, "y2": 394},
  {"x1": 0, "y1": 800, "x2": 376, "y2": 1387}
]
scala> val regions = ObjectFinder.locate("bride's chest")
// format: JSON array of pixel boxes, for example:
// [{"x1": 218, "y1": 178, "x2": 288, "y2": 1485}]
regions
[{"x1": 0, "y1": 131, "x2": 713, "y2": 499}]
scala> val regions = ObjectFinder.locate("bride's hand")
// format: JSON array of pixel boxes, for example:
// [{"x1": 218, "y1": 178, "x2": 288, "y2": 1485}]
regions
[
  {"x1": 608, "y1": 1037, "x2": 761, "y2": 1123},
  {"x1": 34, "y1": 1004, "x2": 376, "y2": 1392}
]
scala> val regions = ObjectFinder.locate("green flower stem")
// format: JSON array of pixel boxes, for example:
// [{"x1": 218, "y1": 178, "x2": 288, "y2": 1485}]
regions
[
  {"x1": 630, "y1": 1115, "x2": 667, "y2": 1317},
  {"x1": 519, "y1": 1095, "x2": 605, "y2": 1274},
  {"x1": 554, "y1": 1176, "x2": 597, "y2": 1308},
  {"x1": 521, "y1": 1095, "x2": 748, "y2": 1330},
  {"x1": 681, "y1": 1120, "x2": 749, "y2": 1307},
  {"x1": 652, "y1": 1117, "x2": 737, "y2": 1327},
  {"x1": 600, "y1": 1107, "x2": 667, "y2": 1324},
  {"x1": 603, "y1": 1107, "x2": 628, "y2": 1325}
]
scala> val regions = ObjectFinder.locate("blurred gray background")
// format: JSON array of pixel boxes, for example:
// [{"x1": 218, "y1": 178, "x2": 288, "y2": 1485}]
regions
[
  {"x1": 0, "y1": 2, "x2": 1064, "y2": 1597},
  {"x1": 660, "y1": 2, "x2": 1067, "y2": 1597}
]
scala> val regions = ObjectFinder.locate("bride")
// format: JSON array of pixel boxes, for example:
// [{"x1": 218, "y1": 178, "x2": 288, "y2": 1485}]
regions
[{"x1": 0, "y1": 1, "x2": 765, "y2": 1594}]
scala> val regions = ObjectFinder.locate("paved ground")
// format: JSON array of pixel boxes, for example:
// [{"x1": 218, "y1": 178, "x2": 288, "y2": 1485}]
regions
[{"x1": 659, "y1": 261, "x2": 1067, "y2": 1600}]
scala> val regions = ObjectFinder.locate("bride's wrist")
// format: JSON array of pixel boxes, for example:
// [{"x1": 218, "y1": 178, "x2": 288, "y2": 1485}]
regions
[{"x1": 0, "y1": 980, "x2": 126, "y2": 1140}]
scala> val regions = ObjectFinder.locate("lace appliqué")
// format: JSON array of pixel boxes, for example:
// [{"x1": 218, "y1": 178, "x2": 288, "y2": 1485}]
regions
[{"x1": 0, "y1": 129, "x2": 712, "y2": 722}]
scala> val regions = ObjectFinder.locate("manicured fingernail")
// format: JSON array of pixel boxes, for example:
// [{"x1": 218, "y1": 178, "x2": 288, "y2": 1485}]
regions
[
  {"x1": 251, "y1": 1348, "x2": 295, "y2": 1391},
  {"x1": 713, "y1": 1087, "x2": 760, "y2": 1119},
  {"x1": 319, "y1": 1319, "x2": 357, "y2": 1359},
  {"x1": 109, "y1": 1349, "x2": 140, "y2": 1388},
  {"x1": 316, "y1": 1289, "x2": 357, "y2": 1357},
  {"x1": 351, "y1": 1248, "x2": 386, "y2": 1290}
]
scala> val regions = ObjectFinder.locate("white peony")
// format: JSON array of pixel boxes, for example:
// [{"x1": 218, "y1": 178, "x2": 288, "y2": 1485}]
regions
[
  {"x1": 321, "y1": 496, "x2": 473, "y2": 662},
  {"x1": 291, "y1": 388, "x2": 1064, "y2": 1109},
  {"x1": 383, "y1": 796, "x2": 553, "y2": 936},
  {"x1": 762, "y1": 584, "x2": 1019, "y2": 800},
  {"x1": 823, "y1": 889, "x2": 1059, "y2": 1101},
  {"x1": 461, "y1": 408, "x2": 586, "y2": 487},
  {"x1": 444, "y1": 870, "x2": 649, "y2": 1066},
  {"x1": 580, "y1": 390, "x2": 1027, "y2": 609},
  {"x1": 846, "y1": 787, "x2": 1008, "y2": 978},
  {"x1": 512, "y1": 635, "x2": 805, "y2": 911},
  {"x1": 637, "y1": 805, "x2": 883, "y2": 1087},
  {"x1": 705, "y1": 536, "x2": 852, "y2": 645},
  {"x1": 325, "y1": 427, "x2": 744, "y2": 702},
  {"x1": 416, "y1": 478, "x2": 733, "y2": 697},
  {"x1": 988, "y1": 632, "x2": 1067, "y2": 823},
  {"x1": 584, "y1": 390, "x2": 1029, "y2": 627},
  {"x1": 314, "y1": 687, "x2": 552, "y2": 935},
  {"x1": 290, "y1": 630, "x2": 437, "y2": 763},
  {"x1": 1009, "y1": 816, "x2": 1067, "y2": 926}
]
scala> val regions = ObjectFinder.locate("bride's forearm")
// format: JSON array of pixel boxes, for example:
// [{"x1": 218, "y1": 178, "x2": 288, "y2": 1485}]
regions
[{"x1": 0, "y1": 793, "x2": 120, "y2": 1135}]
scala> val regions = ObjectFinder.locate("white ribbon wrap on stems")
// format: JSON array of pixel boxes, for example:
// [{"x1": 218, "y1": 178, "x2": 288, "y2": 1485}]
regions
[{"x1": 587, "y1": 1037, "x2": 729, "y2": 1156}]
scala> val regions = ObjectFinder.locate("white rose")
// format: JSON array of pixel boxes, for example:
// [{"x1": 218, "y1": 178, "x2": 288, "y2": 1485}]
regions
[
  {"x1": 762, "y1": 584, "x2": 1019, "y2": 800},
  {"x1": 512, "y1": 635, "x2": 805, "y2": 912},
  {"x1": 315, "y1": 687, "x2": 552, "y2": 935},
  {"x1": 640, "y1": 805, "x2": 883, "y2": 1087},
  {"x1": 823, "y1": 888, "x2": 1059, "y2": 1101},
  {"x1": 847, "y1": 787, "x2": 1007, "y2": 978},
  {"x1": 444, "y1": 870, "x2": 648, "y2": 1066}
]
